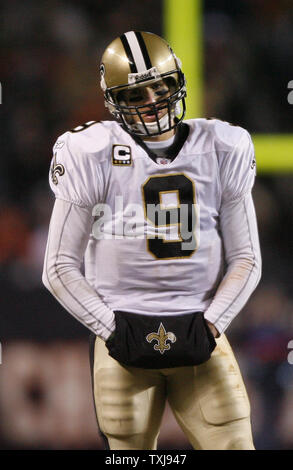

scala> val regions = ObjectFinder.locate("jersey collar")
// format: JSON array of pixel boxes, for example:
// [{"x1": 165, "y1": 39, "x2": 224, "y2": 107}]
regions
[{"x1": 123, "y1": 122, "x2": 190, "y2": 164}]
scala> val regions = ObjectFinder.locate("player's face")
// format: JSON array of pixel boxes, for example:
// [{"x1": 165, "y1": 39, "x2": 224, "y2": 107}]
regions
[{"x1": 120, "y1": 80, "x2": 172, "y2": 124}]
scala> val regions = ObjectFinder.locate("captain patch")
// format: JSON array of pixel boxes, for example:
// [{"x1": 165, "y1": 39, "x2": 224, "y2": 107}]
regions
[{"x1": 112, "y1": 145, "x2": 132, "y2": 166}]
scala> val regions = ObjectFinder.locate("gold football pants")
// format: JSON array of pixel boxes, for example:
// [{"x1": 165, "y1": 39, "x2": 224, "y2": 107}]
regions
[{"x1": 90, "y1": 333, "x2": 254, "y2": 450}]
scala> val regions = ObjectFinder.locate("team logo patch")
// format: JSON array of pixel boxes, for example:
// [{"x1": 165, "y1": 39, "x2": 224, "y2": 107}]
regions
[
  {"x1": 146, "y1": 322, "x2": 177, "y2": 354},
  {"x1": 51, "y1": 152, "x2": 65, "y2": 185},
  {"x1": 156, "y1": 157, "x2": 171, "y2": 165},
  {"x1": 112, "y1": 145, "x2": 132, "y2": 166}
]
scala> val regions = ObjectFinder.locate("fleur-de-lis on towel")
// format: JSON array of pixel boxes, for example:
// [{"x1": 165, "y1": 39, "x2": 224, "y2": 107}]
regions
[{"x1": 146, "y1": 323, "x2": 176, "y2": 354}]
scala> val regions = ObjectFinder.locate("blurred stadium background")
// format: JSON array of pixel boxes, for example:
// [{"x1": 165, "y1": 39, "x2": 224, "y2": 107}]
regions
[{"x1": 1, "y1": 0, "x2": 293, "y2": 450}]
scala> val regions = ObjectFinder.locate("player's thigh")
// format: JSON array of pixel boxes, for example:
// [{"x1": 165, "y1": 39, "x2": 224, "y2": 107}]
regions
[
  {"x1": 167, "y1": 334, "x2": 254, "y2": 450},
  {"x1": 90, "y1": 335, "x2": 166, "y2": 449}
]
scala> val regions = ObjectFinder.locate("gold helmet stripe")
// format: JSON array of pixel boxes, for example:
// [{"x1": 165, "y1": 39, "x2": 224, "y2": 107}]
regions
[{"x1": 124, "y1": 31, "x2": 151, "y2": 73}]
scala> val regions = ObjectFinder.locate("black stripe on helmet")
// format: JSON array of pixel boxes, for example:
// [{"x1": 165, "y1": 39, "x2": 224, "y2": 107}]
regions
[
  {"x1": 135, "y1": 32, "x2": 152, "y2": 70},
  {"x1": 120, "y1": 34, "x2": 137, "y2": 73}
]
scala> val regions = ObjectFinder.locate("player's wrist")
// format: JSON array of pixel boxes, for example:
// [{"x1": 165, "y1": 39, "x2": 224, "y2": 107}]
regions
[
  {"x1": 205, "y1": 320, "x2": 219, "y2": 338},
  {"x1": 106, "y1": 331, "x2": 115, "y2": 342}
]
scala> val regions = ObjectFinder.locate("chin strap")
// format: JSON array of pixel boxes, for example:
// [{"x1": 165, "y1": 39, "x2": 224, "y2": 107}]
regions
[
  {"x1": 130, "y1": 101, "x2": 182, "y2": 136},
  {"x1": 131, "y1": 113, "x2": 170, "y2": 135}
]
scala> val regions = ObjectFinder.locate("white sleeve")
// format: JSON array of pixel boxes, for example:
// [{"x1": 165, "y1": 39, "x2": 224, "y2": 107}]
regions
[
  {"x1": 49, "y1": 132, "x2": 101, "y2": 208},
  {"x1": 42, "y1": 198, "x2": 115, "y2": 341},
  {"x1": 204, "y1": 130, "x2": 260, "y2": 334},
  {"x1": 204, "y1": 192, "x2": 261, "y2": 334},
  {"x1": 219, "y1": 129, "x2": 256, "y2": 202}
]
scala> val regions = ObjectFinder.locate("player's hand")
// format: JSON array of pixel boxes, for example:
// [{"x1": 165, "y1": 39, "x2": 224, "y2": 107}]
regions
[{"x1": 205, "y1": 320, "x2": 219, "y2": 338}]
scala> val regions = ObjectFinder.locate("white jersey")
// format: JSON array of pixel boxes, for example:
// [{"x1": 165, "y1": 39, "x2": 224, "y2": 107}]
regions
[{"x1": 43, "y1": 118, "x2": 261, "y2": 340}]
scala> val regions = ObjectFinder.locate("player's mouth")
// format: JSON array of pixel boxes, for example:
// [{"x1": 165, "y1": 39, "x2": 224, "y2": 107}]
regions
[{"x1": 144, "y1": 108, "x2": 165, "y2": 121}]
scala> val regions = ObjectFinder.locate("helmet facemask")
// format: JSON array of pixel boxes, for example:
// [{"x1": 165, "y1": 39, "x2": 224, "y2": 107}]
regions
[{"x1": 103, "y1": 71, "x2": 186, "y2": 138}]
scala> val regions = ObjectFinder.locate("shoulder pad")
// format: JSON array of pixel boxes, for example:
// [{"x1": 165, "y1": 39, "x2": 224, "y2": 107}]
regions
[
  {"x1": 184, "y1": 118, "x2": 249, "y2": 153},
  {"x1": 213, "y1": 119, "x2": 248, "y2": 151},
  {"x1": 54, "y1": 121, "x2": 115, "y2": 157}
]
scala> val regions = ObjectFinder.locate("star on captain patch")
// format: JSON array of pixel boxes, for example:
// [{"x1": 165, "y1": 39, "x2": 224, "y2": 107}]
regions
[{"x1": 112, "y1": 145, "x2": 132, "y2": 166}]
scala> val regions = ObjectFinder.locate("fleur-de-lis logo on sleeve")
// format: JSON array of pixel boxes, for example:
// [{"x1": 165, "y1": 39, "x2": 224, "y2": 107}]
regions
[
  {"x1": 51, "y1": 152, "x2": 65, "y2": 185},
  {"x1": 146, "y1": 323, "x2": 176, "y2": 354}
]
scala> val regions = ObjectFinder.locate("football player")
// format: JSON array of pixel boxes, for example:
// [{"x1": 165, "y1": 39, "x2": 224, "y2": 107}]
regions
[{"x1": 43, "y1": 31, "x2": 261, "y2": 450}]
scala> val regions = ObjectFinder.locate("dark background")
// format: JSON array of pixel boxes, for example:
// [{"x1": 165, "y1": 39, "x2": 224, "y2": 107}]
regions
[{"x1": 0, "y1": 0, "x2": 293, "y2": 450}]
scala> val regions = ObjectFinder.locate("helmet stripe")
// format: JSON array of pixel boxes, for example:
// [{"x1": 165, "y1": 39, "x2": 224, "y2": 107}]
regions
[
  {"x1": 120, "y1": 34, "x2": 137, "y2": 73},
  {"x1": 135, "y1": 32, "x2": 152, "y2": 70},
  {"x1": 124, "y1": 31, "x2": 149, "y2": 73}
]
